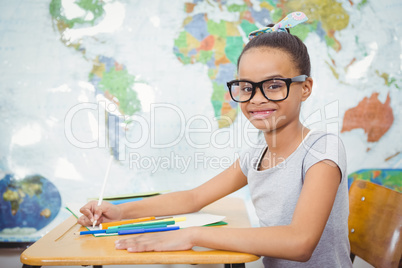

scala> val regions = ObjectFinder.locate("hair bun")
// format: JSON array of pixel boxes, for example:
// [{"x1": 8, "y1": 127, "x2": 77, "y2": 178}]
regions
[{"x1": 266, "y1": 23, "x2": 290, "y2": 33}]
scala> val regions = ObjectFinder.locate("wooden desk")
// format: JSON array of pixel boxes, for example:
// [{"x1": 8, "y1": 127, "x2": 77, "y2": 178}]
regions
[{"x1": 20, "y1": 197, "x2": 260, "y2": 267}]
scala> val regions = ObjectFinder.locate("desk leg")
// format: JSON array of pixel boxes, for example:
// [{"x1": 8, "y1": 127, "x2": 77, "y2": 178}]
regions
[
  {"x1": 93, "y1": 266, "x2": 103, "y2": 268},
  {"x1": 225, "y1": 263, "x2": 245, "y2": 268}
]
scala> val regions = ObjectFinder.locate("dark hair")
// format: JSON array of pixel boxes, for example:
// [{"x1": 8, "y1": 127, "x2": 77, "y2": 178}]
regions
[{"x1": 237, "y1": 24, "x2": 311, "y2": 77}]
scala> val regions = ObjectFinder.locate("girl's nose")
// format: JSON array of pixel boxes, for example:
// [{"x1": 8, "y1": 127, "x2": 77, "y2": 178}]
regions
[{"x1": 250, "y1": 87, "x2": 268, "y2": 104}]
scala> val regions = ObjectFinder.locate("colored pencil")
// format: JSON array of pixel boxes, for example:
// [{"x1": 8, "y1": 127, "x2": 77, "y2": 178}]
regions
[
  {"x1": 118, "y1": 226, "x2": 180, "y2": 235},
  {"x1": 108, "y1": 220, "x2": 175, "y2": 230},
  {"x1": 99, "y1": 216, "x2": 156, "y2": 230},
  {"x1": 106, "y1": 223, "x2": 168, "y2": 233}
]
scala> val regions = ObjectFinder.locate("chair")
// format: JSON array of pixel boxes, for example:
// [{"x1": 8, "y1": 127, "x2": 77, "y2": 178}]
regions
[{"x1": 348, "y1": 180, "x2": 402, "y2": 268}]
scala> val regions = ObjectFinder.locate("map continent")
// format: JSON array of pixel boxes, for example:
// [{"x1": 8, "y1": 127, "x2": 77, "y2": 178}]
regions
[
  {"x1": 50, "y1": 0, "x2": 143, "y2": 158},
  {"x1": 341, "y1": 93, "x2": 394, "y2": 142},
  {"x1": 173, "y1": 0, "x2": 353, "y2": 128}
]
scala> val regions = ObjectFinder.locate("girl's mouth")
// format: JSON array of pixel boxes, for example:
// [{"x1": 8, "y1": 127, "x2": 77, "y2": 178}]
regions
[{"x1": 249, "y1": 109, "x2": 276, "y2": 119}]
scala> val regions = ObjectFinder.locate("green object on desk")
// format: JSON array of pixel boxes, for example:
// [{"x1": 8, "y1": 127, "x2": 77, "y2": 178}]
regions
[
  {"x1": 204, "y1": 221, "x2": 228, "y2": 227},
  {"x1": 108, "y1": 220, "x2": 176, "y2": 230},
  {"x1": 88, "y1": 191, "x2": 169, "y2": 201},
  {"x1": 107, "y1": 223, "x2": 169, "y2": 233}
]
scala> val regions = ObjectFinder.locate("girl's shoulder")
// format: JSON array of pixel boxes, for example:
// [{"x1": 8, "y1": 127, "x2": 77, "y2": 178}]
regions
[
  {"x1": 302, "y1": 129, "x2": 347, "y2": 176},
  {"x1": 303, "y1": 129, "x2": 345, "y2": 148}
]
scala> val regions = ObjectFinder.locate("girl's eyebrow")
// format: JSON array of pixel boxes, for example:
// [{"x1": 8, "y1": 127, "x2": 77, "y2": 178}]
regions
[
  {"x1": 238, "y1": 74, "x2": 286, "y2": 81},
  {"x1": 263, "y1": 74, "x2": 285, "y2": 79}
]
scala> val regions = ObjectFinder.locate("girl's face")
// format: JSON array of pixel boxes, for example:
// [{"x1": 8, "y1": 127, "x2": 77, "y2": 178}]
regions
[{"x1": 238, "y1": 47, "x2": 311, "y2": 133}]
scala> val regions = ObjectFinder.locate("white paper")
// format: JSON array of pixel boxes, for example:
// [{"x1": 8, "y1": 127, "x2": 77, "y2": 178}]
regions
[{"x1": 170, "y1": 212, "x2": 225, "y2": 228}]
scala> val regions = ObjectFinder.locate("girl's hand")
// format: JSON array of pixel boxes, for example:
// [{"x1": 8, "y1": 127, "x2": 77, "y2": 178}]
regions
[
  {"x1": 115, "y1": 228, "x2": 197, "y2": 252},
  {"x1": 77, "y1": 200, "x2": 122, "y2": 226}
]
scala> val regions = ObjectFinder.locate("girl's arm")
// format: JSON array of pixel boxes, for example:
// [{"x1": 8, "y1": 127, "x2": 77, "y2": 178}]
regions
[
  {"x1": 120, "y1": 159, "x2": 248, "y2": 218},
  {"x1": 78, "y1": 159, "x2": 247, "y2": 226},
  {"x1": 115, "y1": 160, "x2": 341, "y2": 262}
]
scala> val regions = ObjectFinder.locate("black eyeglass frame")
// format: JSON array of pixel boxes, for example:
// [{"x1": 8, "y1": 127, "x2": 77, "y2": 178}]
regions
[{"x1": 226, "y1": 75, "x2": 308, "y2": 103}]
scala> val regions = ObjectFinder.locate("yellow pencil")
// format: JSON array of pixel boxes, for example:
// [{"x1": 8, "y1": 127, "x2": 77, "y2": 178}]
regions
[{"x1": 100, "y1": 216, "x2": 156, "y2": 230}]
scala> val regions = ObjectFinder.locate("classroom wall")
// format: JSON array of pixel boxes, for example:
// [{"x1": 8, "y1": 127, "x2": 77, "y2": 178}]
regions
[{"x1": 0, "y1": 0, "x2": 401, "y2": 258}]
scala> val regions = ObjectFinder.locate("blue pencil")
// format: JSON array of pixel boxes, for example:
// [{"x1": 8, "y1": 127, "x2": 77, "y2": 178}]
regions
[
  {"x1": 106, "y1": 223, "x2": 169, "y2": 233},
  {"x1": 75, "y1": 229, "x2": 107, "y2": 235},
  {"x1": 118, "y1": 226, "x2": 180, "y2": 235}
]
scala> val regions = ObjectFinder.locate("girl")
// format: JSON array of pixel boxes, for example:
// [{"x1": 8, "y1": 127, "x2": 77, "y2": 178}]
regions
[{"x1": 78, "y1": 12, "x2": 352, "y2": 267}]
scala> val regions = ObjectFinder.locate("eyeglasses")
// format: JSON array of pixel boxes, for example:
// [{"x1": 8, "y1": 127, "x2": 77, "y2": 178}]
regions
[{"x1": 226, "y1": 75, "x2": 308, "y2": 103}]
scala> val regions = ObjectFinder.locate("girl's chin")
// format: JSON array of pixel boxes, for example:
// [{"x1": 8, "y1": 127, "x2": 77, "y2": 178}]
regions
[{"x1": 249, "y1": 120, "x2": 278, "y2": 132}]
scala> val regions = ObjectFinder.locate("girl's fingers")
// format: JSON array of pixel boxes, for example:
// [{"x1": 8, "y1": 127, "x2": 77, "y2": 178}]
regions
[
  {"x1": 79, "y1": 207, "x2": 95, "y2": 222},
  {"x1": 78, "y1": 214, "x2": 92, "y2": 226},
  {"x1": 114, "y1": 230, "x2": 194, "y2": 252},
  {"x1": 93, "y1": 206, "x2": 103, "y2": 221}
]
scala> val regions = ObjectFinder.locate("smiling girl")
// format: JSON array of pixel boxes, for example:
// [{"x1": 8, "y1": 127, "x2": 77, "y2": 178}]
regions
[{"x1": 78, "y1": 12, "x2": 352, "y2": 267}]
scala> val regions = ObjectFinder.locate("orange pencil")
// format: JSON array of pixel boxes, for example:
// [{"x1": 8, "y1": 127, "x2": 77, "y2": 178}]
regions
[{"x1": 99, "y1": 216, "x2": 155, "y2": 230}]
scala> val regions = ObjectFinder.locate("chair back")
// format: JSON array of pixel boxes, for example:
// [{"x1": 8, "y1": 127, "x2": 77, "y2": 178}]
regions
[{"x1": 348, "y1": 180, "x2": 402, "y2": 268}]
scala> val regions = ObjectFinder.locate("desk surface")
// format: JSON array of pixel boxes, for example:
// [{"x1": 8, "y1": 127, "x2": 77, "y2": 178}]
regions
[{"x1": 20, "y1": 197, "x2": 260, "y2": 266}]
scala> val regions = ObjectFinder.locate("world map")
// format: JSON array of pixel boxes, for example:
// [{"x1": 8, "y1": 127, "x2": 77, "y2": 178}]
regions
[
  {"x1": 47, "y1": 0, "x2": 401, "y2": 160},
  {"x1": 0, "y1": 0, "x2": 401, "y2": 242}
]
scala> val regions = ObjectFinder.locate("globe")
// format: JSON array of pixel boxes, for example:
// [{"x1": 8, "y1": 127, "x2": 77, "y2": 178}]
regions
[{"x1": 0, "y1": 174, "x2": 62, "y2": 234}]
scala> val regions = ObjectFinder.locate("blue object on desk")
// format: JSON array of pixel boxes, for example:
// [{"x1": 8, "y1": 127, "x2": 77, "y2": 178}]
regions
[
  {"x1": 118, "y1": 226, "x2": 180, "y2": 235},
  {"x1": 78, "y1": 229, "x2": 107, "y2": 235},
  {"x1": 109, "y1": 197, "x2": 143, "y2": 205},
  {"x1": 105, "y1": 224, "x2": 168, "y2": 233}
]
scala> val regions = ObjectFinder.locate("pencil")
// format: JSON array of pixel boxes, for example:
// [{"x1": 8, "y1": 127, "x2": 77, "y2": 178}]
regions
[
  {"x1": 99, "y1": 216, "x2": 156, "y2": 229},
  {"x1": 93, "y1": 155, "x2": 113, "y2": 228},
  {"x1": 74, "y1": 229, "x2": 107, "y2": 235},
  {"x1": 118, "y1": 226, "x2": 180, "y2": 235},
  {"x1": 107, "y1": 220, "x2": 175, "y2": 230}
]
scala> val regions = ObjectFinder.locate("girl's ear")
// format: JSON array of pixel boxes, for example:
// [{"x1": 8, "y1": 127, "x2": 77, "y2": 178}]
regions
[{"x1": 301, "y1": 77, "x2": 313, "y2": 101}]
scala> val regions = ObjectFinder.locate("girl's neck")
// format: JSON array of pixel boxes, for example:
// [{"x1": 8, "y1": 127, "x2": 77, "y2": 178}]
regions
[{"x1": 263, "y1": 121, "x2": 309, "y2": 155}]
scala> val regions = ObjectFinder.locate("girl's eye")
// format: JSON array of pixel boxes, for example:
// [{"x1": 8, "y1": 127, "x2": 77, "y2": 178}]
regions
[
  {"x1": 238, "y1": 82, "x2": 253, "y2": 93},
  {"x1": 269, "y1": 85, "x2": 281, "y2": 90},
  {"x1": 264, "y1": 81, "x2": 285, "y2": 91},
  {"x1": 241, "y1": 86, "x2": 253, "y2": 93}
]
